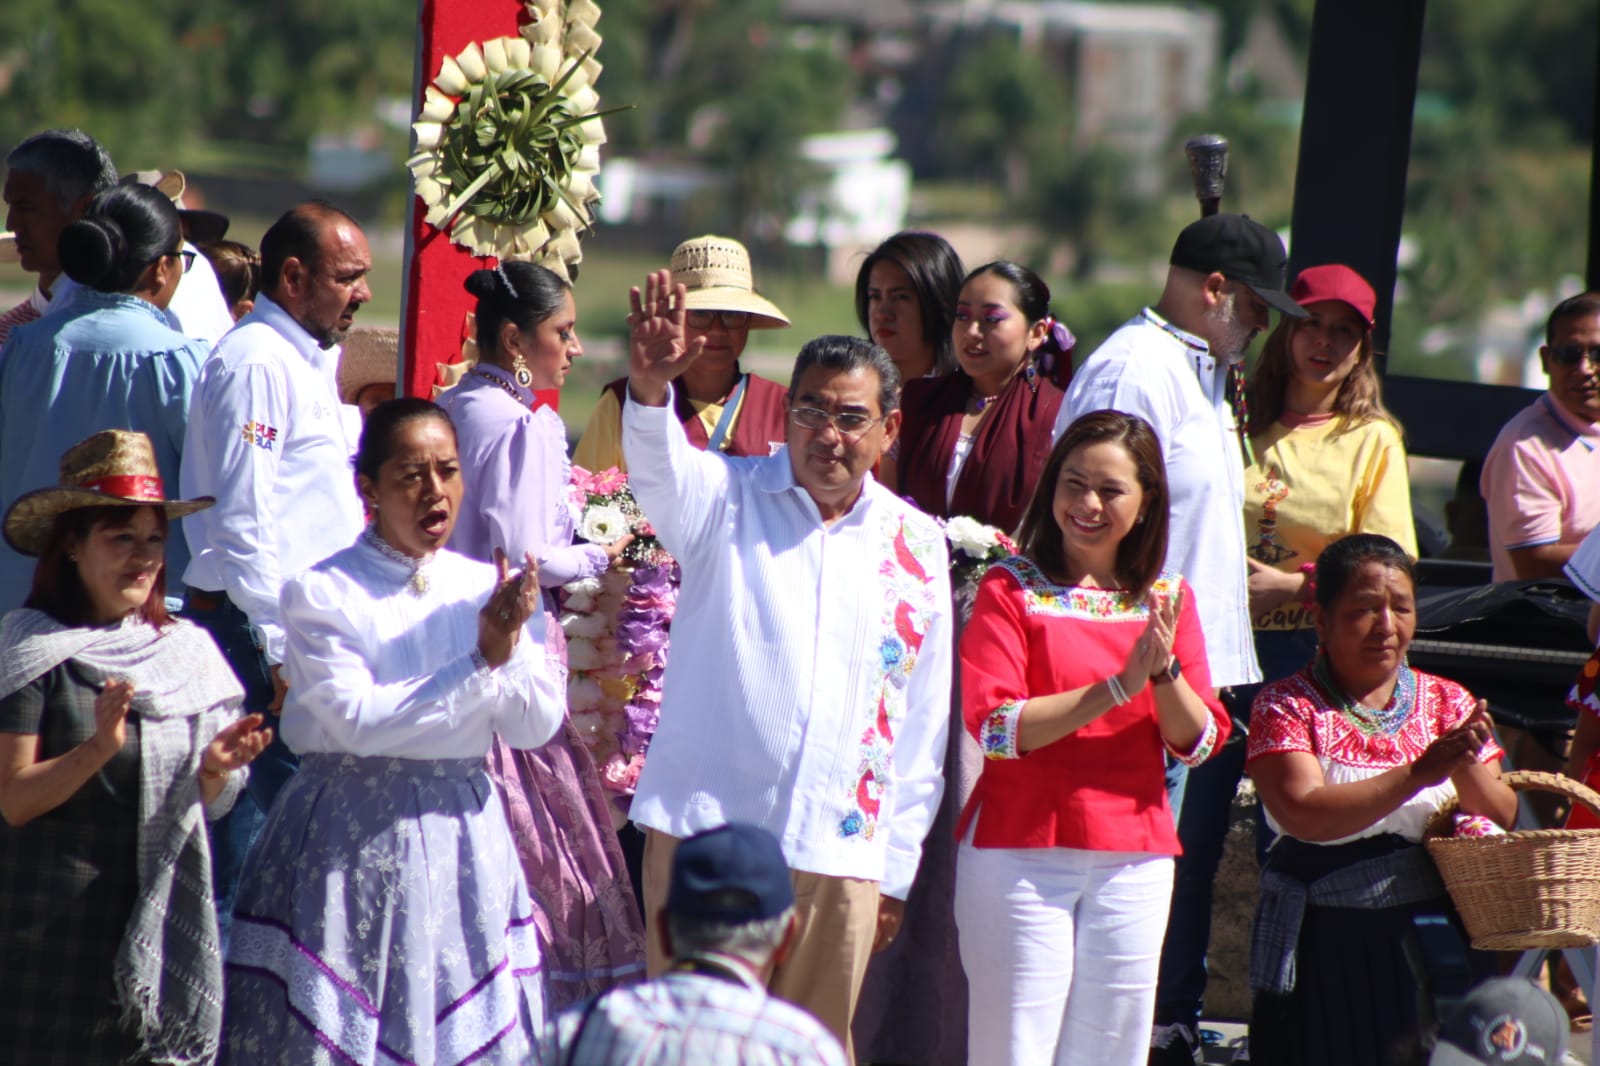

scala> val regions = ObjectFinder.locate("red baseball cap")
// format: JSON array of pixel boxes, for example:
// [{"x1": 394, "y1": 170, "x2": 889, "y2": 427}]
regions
[{"x1": 1289, "y1": 264, "x2": 1376, "y2": 327}]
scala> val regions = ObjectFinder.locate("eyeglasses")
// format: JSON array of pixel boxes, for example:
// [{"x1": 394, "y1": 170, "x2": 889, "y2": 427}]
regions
[
  {"x1": 686, "y1": 309, "x2": 752, "y2": 330},
  {"x1": 167, "y1": 249, "x2": 197, "y2": 274},
  {"x1": 789, "y1": 406, "x2": 884, "y2": 440},
  {"x1": 1548, "y1": 342, "x2": 1600, "y2": 368}
]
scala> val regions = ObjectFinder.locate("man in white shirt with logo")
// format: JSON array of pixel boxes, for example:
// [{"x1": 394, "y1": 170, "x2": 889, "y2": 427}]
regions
[
  {"x1": 179, "y1": 200, "x2": 370, "y2": 939},
  {"x1": 621, "y1": 270, "x2": 952, "y2": 1062}
]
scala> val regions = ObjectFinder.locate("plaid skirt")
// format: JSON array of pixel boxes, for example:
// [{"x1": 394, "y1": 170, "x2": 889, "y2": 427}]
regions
[{"x1": 222, "y1": 753, "x2": 547, "y2": 1066}]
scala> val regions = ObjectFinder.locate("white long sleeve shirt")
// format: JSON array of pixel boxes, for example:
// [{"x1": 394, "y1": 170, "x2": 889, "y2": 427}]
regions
[
  {"x1": 180, "y1": 295, "x2": 365, "y2": 662},
  {"x1": 623, "y1": 388, "x2": 953, "y2": 899},
  {"x1": 1054, "y1": 308, "x2": 1261, "y2": 688},
  {"x1": 278, "y1": 536, "x2": 564, "y2": 759}
]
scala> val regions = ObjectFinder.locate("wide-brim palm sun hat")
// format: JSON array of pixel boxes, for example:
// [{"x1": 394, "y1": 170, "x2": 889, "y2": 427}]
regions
[
  {"x1": 3, "y1": 430, "x2": 214, "y2": 557},
  {"x1": 337, "y1": 325, "x2": 401, "y2": 405},
  {"x1": 669, "y1": 235, "x2": 791, "y2": 329},
  {"x1": 120, "y1": 168, "x2": 231, "y2": 244}
]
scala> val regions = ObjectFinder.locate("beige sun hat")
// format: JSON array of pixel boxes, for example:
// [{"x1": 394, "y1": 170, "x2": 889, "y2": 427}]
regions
[
  {"x1": 3, "y1": 430, "x2": 214, "y2": 557},
  {"x1": 669, "y1": 235, "x2": 790, "y2": 329},
  {"x1": 337, "y1": 326, "x2": 401, "y2": 404},
  {"x1": 120, "y1": 169, "x2": 230, "y2": 244}
]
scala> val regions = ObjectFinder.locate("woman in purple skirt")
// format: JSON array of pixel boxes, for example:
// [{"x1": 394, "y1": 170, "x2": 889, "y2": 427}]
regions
[
  {"x1": 223, "y1": 399, "x2": 566, "y2": 1064},
  {"x1": 437, "y1": 262, "x2": 649, "y2": 1010}
]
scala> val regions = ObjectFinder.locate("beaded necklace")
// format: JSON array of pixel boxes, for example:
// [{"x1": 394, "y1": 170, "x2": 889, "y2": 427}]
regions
[
  {"x1": 471, "y1": 366, "x2": 530, "y2": 408},
  {"x1": 362, "y1": 526, "x2": 435, "y2": 597},
  {"x1": 1310, "y1": 652, "x2": 1417, "y2": 737}
]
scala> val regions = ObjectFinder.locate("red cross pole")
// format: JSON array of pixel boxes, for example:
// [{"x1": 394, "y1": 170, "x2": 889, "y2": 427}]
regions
[{"x1": 399, "y1": 0, "x2": 562, "y2": 412}]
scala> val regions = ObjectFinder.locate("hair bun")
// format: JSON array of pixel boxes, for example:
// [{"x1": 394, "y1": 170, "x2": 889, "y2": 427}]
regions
[
  {"x1": 463, "y1": 269, "x2": 500, "y2": 300},
  {"x1": 57, "y1": 217, "x2": 123, "y2": 289}
]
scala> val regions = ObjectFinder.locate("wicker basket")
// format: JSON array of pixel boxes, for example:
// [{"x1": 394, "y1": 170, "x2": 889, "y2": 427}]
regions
[{"x1": 1424, "y1": 770, "x2": 1600, "y2": 950}]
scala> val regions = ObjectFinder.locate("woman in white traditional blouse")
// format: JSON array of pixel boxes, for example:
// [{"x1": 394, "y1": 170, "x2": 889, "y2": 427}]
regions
[{"x1": 222, "y1": 398, "x2": 566, "y2": 1066}]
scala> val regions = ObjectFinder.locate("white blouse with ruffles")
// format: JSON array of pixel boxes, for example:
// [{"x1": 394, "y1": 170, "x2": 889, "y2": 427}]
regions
[{"x1": 278, "y1": 534, "x2": 565, "y2": 760}]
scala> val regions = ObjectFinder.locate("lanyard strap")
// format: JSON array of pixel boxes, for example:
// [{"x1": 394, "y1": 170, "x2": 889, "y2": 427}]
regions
[{"x1": 706, "y1": 374, "x2": 749, "y2": 452}]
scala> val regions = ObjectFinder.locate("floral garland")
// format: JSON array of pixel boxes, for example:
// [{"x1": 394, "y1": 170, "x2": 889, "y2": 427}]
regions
[
  {"x1": 942, "y1": 514, "x2": 1019, "y2": 622},
  {"x1": 408, "y1": 0, "x2": 618, "y2": 275},
  {"x1": 561, "y1": 467, "x2": 677, "y2": 813}
]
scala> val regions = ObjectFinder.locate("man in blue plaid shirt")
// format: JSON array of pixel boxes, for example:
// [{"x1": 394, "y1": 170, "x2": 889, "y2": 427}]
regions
[{"x1": 540, "y1": 823, "x2": 845, "y2": 1066}]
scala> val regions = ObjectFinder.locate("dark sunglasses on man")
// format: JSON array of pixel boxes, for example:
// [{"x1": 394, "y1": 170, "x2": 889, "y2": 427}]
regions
[{"x1": 1548, "y1": 342, "x2": 1600, "y2": 368}]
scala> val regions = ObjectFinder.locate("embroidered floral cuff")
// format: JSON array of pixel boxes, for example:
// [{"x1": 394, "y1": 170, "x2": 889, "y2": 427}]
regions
[
  {"x1": 979, "y1": 700, "x2": 1024, "y2": 760},
  {"x1": 1167, "y1": 712, "x2": 1219, "y2": 767}
]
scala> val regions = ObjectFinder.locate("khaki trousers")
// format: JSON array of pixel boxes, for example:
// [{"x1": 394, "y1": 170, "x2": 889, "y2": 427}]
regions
[{"x1": 642, "y1": 828, "x2": 879, "y2": 1063}]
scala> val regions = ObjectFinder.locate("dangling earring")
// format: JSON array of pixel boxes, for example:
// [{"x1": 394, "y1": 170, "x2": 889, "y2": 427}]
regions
[{"x1": 509, "y1": 336, "x2": 533, "y2": 389}]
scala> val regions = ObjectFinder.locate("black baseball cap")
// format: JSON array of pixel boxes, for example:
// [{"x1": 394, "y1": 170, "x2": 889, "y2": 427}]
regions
[
  {"x1": 1430, "y1": 977, "x2": 1568, "y2": 1065},
  {"x1": 667, "y1": 823, "x2": 794, "y2": 924},
  {"x1": 1169, "y1": 213, "x2": 1307, "y2": 318}
]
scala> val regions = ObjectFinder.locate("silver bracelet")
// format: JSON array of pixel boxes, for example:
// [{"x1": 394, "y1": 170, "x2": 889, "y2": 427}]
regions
[{"x1": 1106, "y1": 673, "x2": 1130, "y2": 706}]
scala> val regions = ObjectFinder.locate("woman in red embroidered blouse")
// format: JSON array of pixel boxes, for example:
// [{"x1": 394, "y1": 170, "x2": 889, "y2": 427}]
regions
[
  {"x1": 953, "y1": 411, "x2": 1230, "y2": 1066},
  {"x1": 1245, "y1": 533, "x2": 1514, "y2": 1066}
]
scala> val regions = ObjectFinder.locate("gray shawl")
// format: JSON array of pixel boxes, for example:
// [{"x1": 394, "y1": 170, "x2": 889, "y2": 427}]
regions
[{"x1": 0, "y1": 608, "x2": 245, "y2": 1065}]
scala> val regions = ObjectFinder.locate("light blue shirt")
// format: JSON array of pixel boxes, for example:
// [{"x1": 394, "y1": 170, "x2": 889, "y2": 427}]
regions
[{"x1": 0, "y1": 290, "x2": 208, "y2": 610}]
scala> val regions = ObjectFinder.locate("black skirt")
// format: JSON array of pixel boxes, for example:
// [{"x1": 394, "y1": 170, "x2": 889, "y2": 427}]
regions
[{"x1": 1248, "y1": 834, "x2": 1488, "y2": 1066}]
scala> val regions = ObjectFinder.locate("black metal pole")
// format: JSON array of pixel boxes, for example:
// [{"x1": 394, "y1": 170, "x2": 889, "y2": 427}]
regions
[{"x1": 1288, "y1": 0, "x2": 1427, "y2": 371}]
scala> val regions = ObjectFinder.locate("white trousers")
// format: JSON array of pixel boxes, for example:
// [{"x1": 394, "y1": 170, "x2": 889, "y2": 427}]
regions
[{"x1": 954, "y1": 839, "x2": 1174, "y2": 1066}]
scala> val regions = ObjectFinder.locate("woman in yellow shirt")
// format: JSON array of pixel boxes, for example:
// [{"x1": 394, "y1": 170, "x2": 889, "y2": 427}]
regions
[
  {"x1": 1243, "y1": 262, "x2": 1417, "y2": 641},
  {"x1": 1152, "y1": 263, "x2": 1416, "y2": 1061}
]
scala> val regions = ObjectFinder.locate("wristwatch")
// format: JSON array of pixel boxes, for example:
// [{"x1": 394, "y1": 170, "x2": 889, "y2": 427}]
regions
[{"x1": 1151, "y1": 658, "x2": 1182, "y2": 685}]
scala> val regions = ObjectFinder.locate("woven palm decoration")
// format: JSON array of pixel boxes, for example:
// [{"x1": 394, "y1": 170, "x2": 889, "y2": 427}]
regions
[{"x1": 408, "y1": 0, "x2": 615, "y2": 277}]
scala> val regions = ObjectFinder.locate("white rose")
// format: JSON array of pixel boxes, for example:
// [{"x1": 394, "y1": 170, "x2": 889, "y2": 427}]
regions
[
  {"x1": 580, "y1": 504, "x2": 630, "y2": 545},
  {"x1": 566, "y1": 676, "x2": 605, "y2": 712},
  {"x1": 945, "y1": 515, "x2": 999, "y2": 558},
  {"x1": 566, "y1": 636, "x2": 605, "y2": 671},
  {"x1": 560, "y1": 610, "x2": 611, "y2": 640}
]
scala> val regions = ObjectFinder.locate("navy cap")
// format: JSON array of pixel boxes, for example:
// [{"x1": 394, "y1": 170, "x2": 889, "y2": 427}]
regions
[
  {"x1": 1431, "y1": 978, "x2": 1568, "y2": 1065},
  {"x1": 1169, "y1": 213, "x2": 1307, "y2": 318},
  {"x1": 667, "y1": 823, "x2": 794, "y2": 924}
]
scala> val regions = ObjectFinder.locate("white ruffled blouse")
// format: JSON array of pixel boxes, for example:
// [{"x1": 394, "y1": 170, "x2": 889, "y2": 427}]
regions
[{"x1": 278, "y1": 534, "x2": 564, "y2": 760}]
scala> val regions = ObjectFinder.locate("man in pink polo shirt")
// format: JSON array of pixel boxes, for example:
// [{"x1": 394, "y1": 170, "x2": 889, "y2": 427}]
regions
[{"x1": 1481, "y1": 292, "x2": 1600, "y2": 581}]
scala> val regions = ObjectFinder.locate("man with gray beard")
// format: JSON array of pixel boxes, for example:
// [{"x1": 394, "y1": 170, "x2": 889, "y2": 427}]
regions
[{"x1": 1054, "y1": 214, "x2": 1302, "y2": 702}]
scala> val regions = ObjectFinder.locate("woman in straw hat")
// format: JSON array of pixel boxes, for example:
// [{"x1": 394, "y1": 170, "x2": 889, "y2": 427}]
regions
[
  {"x1": 437, "y1": 261, "x2": 647, "y2": 1012},
  {"x1": 572, "y1": 234, "x2": 791, "y2": 474},
  {"x1": 0, "y1": 181, "x2": 210, "y2": 612},
  {"x1": 0, "y1": 429, "x2": 270, "y2": 1065},
  {"x1": 222, "y1": 398, "x2": 566, "y2": 1065}
]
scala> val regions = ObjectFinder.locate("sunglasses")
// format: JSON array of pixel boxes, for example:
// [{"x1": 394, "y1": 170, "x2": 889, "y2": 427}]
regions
[
  {"x1": 153, "y1": 249, "x2": 197, "y2": 274},
  {"x1": 686, "y1": 309, "x2": 752, "y2": 330},
  {"x1": 1548, "y1": 343, "x2": 1600, "y2": 368}
]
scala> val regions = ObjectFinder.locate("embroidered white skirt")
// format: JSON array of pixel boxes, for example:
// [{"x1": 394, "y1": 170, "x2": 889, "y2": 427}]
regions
[{"x1": 223, "y1": 753, "x2": 547, "y2": 1065}]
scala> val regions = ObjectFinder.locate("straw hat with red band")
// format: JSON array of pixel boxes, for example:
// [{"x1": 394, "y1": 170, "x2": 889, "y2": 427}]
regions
[
  {"x1": 1289, "y1": 263, "x2": 1377, "y2": 328},
  {"x1": 3, "y1": 430, "x2": 214, "y2": 557}
]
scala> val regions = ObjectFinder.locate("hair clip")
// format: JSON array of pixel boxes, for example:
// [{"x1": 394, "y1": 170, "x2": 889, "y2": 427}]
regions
[{"x1": 495, "y1": 263, "x2": 519, "y2": 300}]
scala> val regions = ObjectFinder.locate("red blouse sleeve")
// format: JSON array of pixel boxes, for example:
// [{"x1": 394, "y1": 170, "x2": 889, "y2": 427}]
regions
[{"x1": 959, "y1": 566, "x2": 1030, "y2": 761}]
